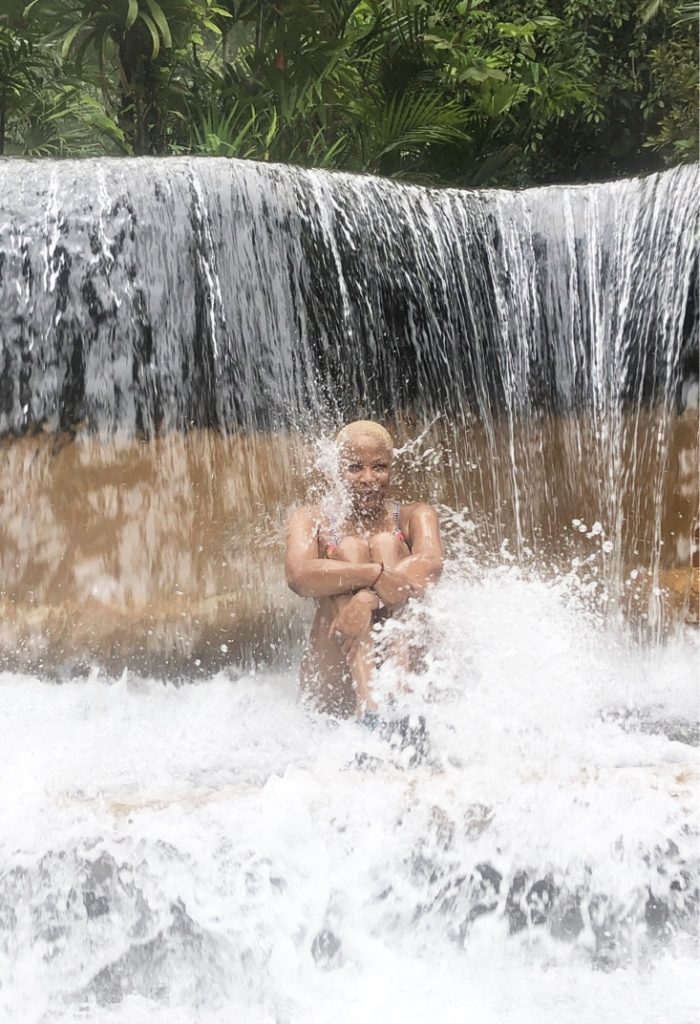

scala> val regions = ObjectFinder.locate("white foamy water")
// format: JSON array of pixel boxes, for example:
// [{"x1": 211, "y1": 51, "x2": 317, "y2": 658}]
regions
[{"x1": 1, "y1": 571, "x2": 698, "y2": 1024}]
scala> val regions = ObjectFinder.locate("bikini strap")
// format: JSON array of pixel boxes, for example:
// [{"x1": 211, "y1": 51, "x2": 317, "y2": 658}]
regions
[
  {"x1": 393, "y1": 501, "x2": 405, "y2": 543},
  {"x1": 322, "y1": 510, "x2": 341, "y2": 556}
]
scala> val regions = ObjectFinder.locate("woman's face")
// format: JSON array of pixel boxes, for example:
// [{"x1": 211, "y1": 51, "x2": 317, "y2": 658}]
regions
[{"x1": 338, "y1": 435, "x2": 392, "y2": 512}]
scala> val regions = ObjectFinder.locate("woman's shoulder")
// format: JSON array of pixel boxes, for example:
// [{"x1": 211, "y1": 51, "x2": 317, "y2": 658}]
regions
[
  {"x1": 287, "y1": 504, "x2": 323, "y2": 529},
  {"x1": 398, "y1": 500, "x2": 438, "y2": 537},
  {"x1": 400, "y1": 500, "x2": 438, "y2": 519}
]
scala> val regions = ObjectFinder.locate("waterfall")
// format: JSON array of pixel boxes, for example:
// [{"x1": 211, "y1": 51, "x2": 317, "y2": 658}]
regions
[
  {"x1": 1, "y1": 159, "x2": 696, "y2": 437},
  {"x1": 0, "y1": 158, "x2": 698, "y2": 1022},
  {"x1": 0, "y1": 158, "x2": 697, "y2": 669}
]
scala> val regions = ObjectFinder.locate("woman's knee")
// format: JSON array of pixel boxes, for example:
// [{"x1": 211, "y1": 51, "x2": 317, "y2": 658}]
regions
[
  {"x1": 369, "y1": 530, "x2": 404, "y2": 563},
  {"x1": 334, "y1": 536, "x2": 371, "y2": 562}
]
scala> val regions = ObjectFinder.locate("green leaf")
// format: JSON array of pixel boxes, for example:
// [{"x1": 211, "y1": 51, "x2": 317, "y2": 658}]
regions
[
  {"x1": 264, "y1": 107, "x2": 278, "y2": 148},
  {"x1": 22, "y1": 0, "x2": 43, "y2": 16},
  {"x1": 532, "y1": 16, "x2": 561, "y2": 29},
  {"x1": 74, "y1": 29, "x2": 98, "y2": 72},
  {"x1": 60, "y1": 23, "x2": 84, "y2": 60},
  {"x1": 317, "y1": 133, "x2": 349, "y2": 167},
  {"x1": 138, "y1": 11, "x2": 160, "y2": 57},
  {"x1": 640, "y1": 0, "x2": 663, "y2": 23},
  {"x1": 488, "y1": 83, "x2": 523, "y2": 115},
  {"x1": 144, "y1": 0, "x2": 172, "y2": 47},
  {"x1": 460, "y1": 66, "x2": 489, "y2": 83},
  {"x1": 125, "y1": 0, "x2": 138, "y2": 32},
  {"x1": 675, "y1": 2, "x2": 700, "y2": 22}
]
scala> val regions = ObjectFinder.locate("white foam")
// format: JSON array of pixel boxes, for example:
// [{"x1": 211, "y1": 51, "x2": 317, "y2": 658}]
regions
[{"x1": 1, "y1": 569, "x2": 698, "y2": 1023}]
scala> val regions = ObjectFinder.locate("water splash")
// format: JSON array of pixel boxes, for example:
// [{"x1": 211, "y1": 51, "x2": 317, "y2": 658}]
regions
[
  {"x1": 0, "y1": 569, "x2": 697, "y2": 1022},
  {"x1": 0, "y1": 159, "x2": 697, "y2": 668}
]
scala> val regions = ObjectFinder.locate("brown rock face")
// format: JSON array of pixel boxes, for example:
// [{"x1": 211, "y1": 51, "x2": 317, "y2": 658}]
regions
[
  {"x1": 0, "y1": 430, "x2": 309, "y2": 675},
  {"x1": 1, "y1": 409, "x2": 696, "y2": 676},
  {"x1": 1, "y1": 161, "x2": 696, "y2": 674}
]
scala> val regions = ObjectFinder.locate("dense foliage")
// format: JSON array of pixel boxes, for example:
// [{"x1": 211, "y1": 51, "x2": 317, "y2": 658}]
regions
[{"x1": 0, "y1": 0, "x2": 696, "y2": 185}]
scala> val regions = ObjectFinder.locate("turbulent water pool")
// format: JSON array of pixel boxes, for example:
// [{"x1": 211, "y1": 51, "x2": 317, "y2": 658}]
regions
[{"x1": 2, "y1": 571, "x2": 697, "y2": 1024}]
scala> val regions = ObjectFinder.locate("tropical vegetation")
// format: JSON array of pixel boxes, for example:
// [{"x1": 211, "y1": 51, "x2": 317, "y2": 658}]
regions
[{"x1": 0, "y1": 0, "x2": 696, "y2": 186}]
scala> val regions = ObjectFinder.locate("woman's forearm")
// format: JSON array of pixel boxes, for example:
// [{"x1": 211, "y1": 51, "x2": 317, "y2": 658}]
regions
[
  {"x1": 394, "y1": 553, "x2": 443, "y2": 596},
  {"x1": 287, "y1": 560, "x2": 382, "y2": 599}
]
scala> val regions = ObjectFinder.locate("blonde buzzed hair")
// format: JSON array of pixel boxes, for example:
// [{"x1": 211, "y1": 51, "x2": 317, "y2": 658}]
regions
[{"x1": 336, "y1": 420, "x2": 394, "y2": 451}]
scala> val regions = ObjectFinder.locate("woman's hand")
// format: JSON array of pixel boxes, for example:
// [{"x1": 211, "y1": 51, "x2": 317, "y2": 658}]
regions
[
  {"x1": 328, "y1": 590, "x2": 379, "y2": 661},
  {"x1": 373, "y1": 566, "x2": 414, "y2": 607}
]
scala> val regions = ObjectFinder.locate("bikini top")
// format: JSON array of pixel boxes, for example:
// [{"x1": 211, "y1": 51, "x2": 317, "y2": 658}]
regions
[{"x1": 323, "y1": 501, "x2": 406, "y2": 557}]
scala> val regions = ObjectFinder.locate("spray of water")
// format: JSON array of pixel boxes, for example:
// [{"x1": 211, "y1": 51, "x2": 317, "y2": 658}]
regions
[
  {"x1": 0, "y1": 158, "x2": 697, "y2": 1021},
  {"x1": 0, "y1": 564, "x2": 697, "y2": 1022}
]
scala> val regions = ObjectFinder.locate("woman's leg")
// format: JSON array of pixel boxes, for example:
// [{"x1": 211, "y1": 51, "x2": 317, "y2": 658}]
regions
[
  {"x1": 301, "y1": 532, "x2": 415, "y2": 716},
  {"x1": 368, "y1": 530, "x2": 411, "y2": 572},
  {"x1": 368, "y1": 531, "x2": 413, "y2": 684},
  {"x1": 300, "y1": 537, "x2": 376, "y2": 716},
  {"x1": 328, "y1": 537, "x2": 378, "y2": 714},
  {"x1": 300, "y1": 613, "x2": 356, "y2": 717}
]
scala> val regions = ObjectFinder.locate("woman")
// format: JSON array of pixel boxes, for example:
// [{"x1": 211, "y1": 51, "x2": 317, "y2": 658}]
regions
[{"x1": 285, "y1": 420, "x2": 443, "y2": 717}]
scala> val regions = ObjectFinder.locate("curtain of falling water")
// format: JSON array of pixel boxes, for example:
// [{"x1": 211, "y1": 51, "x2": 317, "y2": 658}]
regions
[{"x1": 0, "y1": 158, "x2": 697, "y2": 672}]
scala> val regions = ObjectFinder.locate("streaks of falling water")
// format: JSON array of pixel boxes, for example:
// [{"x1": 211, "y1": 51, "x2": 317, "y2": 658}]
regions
[
  {"x1": 1, "y1": 160, "x2": 695, "y2": 433},
  {"x1": 0, "y1": 161, "x2": 698, "y2": 1022},
  {"x1": 0, "y1": 158, "x2": 697, "y2": 669}
]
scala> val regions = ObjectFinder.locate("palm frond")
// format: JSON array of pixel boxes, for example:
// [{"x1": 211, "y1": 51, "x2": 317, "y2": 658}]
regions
[
  {"x1": 640, "y1": 0, "x2": 665, "y2": 22},
  {"x1": 359, "y1": 88, "x2": 470, "y2": 169}
]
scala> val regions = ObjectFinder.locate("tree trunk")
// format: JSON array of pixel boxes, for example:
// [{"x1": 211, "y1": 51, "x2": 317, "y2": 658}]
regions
[{"x1": 118, "y1": 27, "x2": 161, "y2": 155}]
